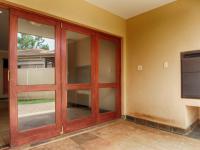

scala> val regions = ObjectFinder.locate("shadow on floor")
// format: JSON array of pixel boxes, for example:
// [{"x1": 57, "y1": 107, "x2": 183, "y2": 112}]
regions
[{"x1": 187, "y1": 124, "x2": 200, "y2": 140}]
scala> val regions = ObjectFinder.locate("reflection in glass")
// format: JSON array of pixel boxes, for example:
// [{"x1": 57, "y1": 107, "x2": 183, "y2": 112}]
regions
[
  {"x1": 99, "y1": 39, "x2": 116, "y2": 83},
  {"x1": 67, "y1": 31, "x2": 91, "y2": 84},
  {"x1": 18, "y1": 91, "x2": 55, "y2": 131},
  {"x1": 99, "y1": 88, "x2": 116, "y2": 113},
  {"x1": 17, "y1": 18, "x2": 55, "y2": 85},
  {"x1": 67, "y1": 90, "x2": 92, "y2": 120}
]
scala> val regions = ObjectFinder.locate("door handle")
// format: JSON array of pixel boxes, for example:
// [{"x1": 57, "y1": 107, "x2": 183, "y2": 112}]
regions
[{"x1": 8, "y1": 70, "x2": 10, "y2": 81}]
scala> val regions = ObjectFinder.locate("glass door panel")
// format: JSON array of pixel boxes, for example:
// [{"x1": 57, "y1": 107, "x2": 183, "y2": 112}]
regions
[
  {"x1": 17, "y1": 91, "x2": 55, "y2": 131},
  {"x1": 99, "y1": 88, "x2": 116, "y2": 113},
  {"x1": 16, "y1": 18, "x2": 57, "y2": 131},
  {"x1": 17, "y1": 18, "x2": 55, "y2": 85},
  {"x1": 99, "y1": 39, "x2": 116, "y2": 83},
  {"x1": 67, "y1": 90, "x2": 92, "y2": 121},
  {"x1": 97, "y1": 36, "x2": 120, "y2": 121},
  {"x1": 61, "y1": 26, "x2": 95, "y2": 132},
  {"x1": 67, "y1": 31, "x2": 91, "y2": 84},
  {"x1": 9, "y1": 10, "x2": 61, "y2": 146}
]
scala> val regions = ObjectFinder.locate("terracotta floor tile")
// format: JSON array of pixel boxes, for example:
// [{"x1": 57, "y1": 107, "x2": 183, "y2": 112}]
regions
[
  {"x1": 13, "y1": 120, "x2": 200, "y2": 150},
  {"x1": 31, "y1": 138, "x2": 82, "y2": 150},
  {"x1": 70, "y1": 133, "x2": 99, "y2": 145}
]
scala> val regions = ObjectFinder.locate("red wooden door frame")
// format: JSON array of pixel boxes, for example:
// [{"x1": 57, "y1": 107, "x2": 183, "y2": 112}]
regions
[
  {"x1": 96, "y1": 33, "x2": 121, "y2": 123},
  {"x1": 61, "y1": 23, "x2": 97, "y2": 132},
  {"x1": 6, "y1": 4, "x2": 122, "y2": 147},
  {"x1": 61, "y1": 23, "x2": 121, "y2": 132},
  {"x1": 9, "y1": 9, "x2": 62, "y2": 146}
]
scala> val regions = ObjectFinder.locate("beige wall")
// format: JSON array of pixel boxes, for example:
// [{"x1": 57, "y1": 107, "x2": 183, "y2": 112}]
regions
[
  {"x1": 126, "y1": 0, "x2": 200, "y2": 129},
  {"x1": 1, "y1": 0, "x2": 127, "y2": 114},
  {"x1": 0, "y1": 50, "x2": 8, "y2": 99}
]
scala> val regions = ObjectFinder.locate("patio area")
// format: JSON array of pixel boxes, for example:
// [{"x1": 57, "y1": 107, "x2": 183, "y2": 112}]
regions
[{"x1": 13, "y1": 120, "x2": 200, "y2": 150}]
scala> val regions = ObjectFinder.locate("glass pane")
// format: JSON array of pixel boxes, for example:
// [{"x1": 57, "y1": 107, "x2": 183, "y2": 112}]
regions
[
  {"x1": 67, "y1": 31, "x2": 91, "y2": 84},
  {"x1": 99, "y1": 39, "x2": 116, "y2": 83},
  {"x1": 18, "y1": 91, "x2": 55, "y2": 131},
  {"x1": 67, "y1": 90, "x2": 92, "y2": 120},
  {"x1": 99, "y1": 88, "x2": 116, "y2": 113},
  {"x1": 17, "y1": 18, "x2": 55, "y2": 85}
]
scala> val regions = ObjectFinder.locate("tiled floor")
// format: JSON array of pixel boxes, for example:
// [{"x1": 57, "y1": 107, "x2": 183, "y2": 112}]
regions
[
  {"x1": 0, "y1": 100, "x2": 9, "y2": 148},
  {"x1": 13, "y1": 120, "x2": 200, "y2": 150},
  {"x1": 187, "y1": 124, "x2": 200, "y2": 139}
]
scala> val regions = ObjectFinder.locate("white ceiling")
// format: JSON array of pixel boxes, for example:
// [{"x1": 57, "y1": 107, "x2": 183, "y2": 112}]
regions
[{"x1": 85, "y1": 0, "x2": 176, "y2": 19}]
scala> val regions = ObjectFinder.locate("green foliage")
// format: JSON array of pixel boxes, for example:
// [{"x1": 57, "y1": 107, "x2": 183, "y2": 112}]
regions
[
  {"x1": 18, "y1": 33, "x2": 49, "y2": 50},
  {"x1": 18, "y1": 99, "x2": 54, "y2": 105}
]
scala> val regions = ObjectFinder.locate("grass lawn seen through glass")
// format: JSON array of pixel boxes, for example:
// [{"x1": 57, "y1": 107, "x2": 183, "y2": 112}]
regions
[{"x1": 18, "y1": 99, "x2": 54, "y2": 105}]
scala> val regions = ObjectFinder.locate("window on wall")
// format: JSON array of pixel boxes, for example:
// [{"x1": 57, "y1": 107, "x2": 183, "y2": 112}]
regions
[{"x1": 181, "y1": 50, "x2": 200, "y2": 99}]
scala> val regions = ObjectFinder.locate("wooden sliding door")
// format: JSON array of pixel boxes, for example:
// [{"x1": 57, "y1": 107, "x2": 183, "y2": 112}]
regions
[
  {"x1": 9, "y1": 8, "x2": 121, "y2": 147},
  {"x1": 96, "y1": 34, "x2": 121, "y2": 122},
  {"x1": 9, "y1": 9, "x2": 62, "y2": 146},
  {"x1": 61, "y1": 24, "x2": 96, "y2": 132},
  {"x1": 60, "y1": 25, "x2": 121, "y2": 132}
]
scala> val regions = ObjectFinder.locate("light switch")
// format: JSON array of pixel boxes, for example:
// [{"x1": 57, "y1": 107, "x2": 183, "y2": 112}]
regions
[
  {"x1": 137, "y1": 65, "x2": 143, "y2": 71},
  {"x1": 163, "y1": 61, "x2": 169, "y2": 69}
]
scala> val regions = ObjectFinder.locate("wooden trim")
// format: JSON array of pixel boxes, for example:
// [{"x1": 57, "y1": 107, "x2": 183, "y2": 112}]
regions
[
  {"x1": 96, "y1": 32, "x2": 120, "y2": 45},
  {"x1": 0, "y1": 4, "x2": 9, "y2": 9},
  {"x1": 9, "y1": 9, "x2": 18, "y2": 146},
  {"x1": 61, "y1": 27, "x2": 67, "y2": 131},
  {"x1": 98, "y1": 83, "x2": 117, "y2": 88},
  {"x1": 11, "y1": 9, "x2": 59, "y2": 26},
  {"x1": 97, "y1": 112, "x2": 117, "y2": 123},
  {"x1": 13, "y1": 126, "x2": 59, "y2": 146},
  {"x1": 116, "y1": 39, "x2": 122, "y2": 118},
  {"x1": 62, "y1": 22, "x2": 96, "y2": 36},
  {"x1": 66, "y1": 84, "x2": 92, "y2": 90},
  {"x1": 16, "y1": 85, "x2": 56, "y2": 93}
]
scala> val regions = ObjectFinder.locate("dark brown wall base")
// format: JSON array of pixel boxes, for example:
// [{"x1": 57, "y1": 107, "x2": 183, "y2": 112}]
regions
[{"x1": 125, "y1": 115, "x2": 199, "y2": 135}]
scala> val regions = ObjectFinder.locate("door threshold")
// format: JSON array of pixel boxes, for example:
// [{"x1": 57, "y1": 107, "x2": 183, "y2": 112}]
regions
[{"x1": 15, "y1": 119, "x2": 121, "y2": 149}]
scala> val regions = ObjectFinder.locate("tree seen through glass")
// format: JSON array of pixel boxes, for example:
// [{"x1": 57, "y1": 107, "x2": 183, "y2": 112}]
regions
[{"x1": 17, "y1": 33, "x2": 50, "y2": 50}]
